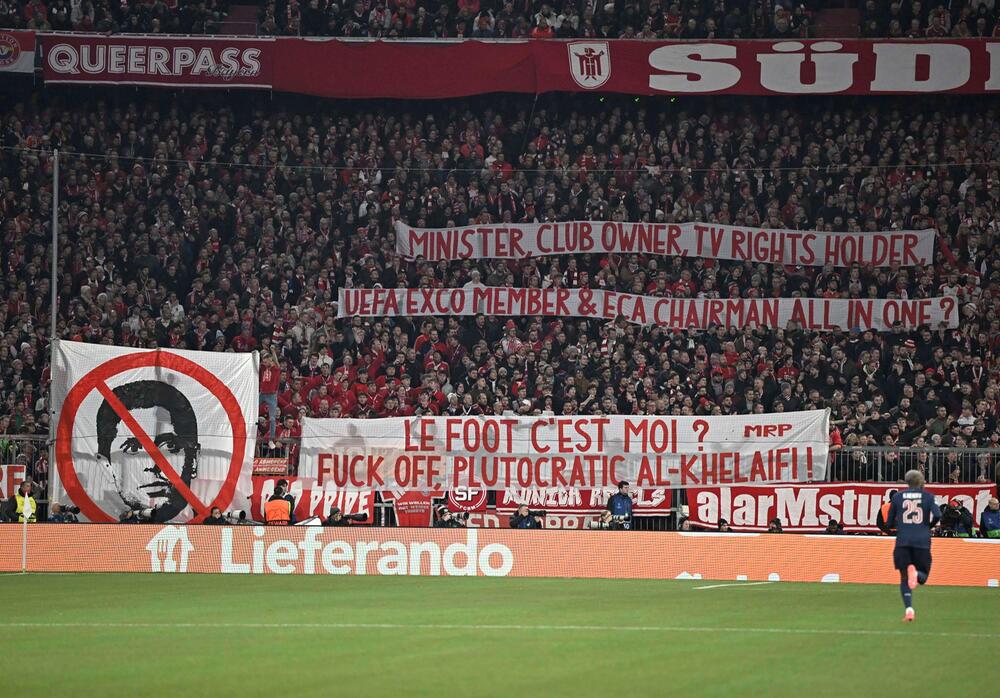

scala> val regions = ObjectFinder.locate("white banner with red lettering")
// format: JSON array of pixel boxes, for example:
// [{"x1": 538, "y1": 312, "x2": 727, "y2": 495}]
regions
[
  {"x1": 394, "y1": 220, "x2": 935, "y2": 266},
  {"x1": 250, "y1": 476, "x2": 373, "y2": 523},
  {"x1": 298, "y1": 411, "x2": 829, "y2": 492},
  {"x1": 689, "y1": 482, "x2": 998, "y2": 533},
  {"x1": 0, "y1": 464, "x2": 28, "y2": 498},
  {"x1": 337, "y1": 287, "x2": 959, "y2": 331}
]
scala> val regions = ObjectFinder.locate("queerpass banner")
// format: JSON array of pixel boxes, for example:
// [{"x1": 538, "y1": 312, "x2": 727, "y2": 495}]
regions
[
  {"x1": 689, "y1": 482, "x2": 998, "y2": 533},
  {"x1": 337, "y1": 288, "x2": 959, "y2": 331},
  {"x1": 37, "y1": 36, "x2": 1000, "y2": 97},
  {"x1": 3, "y1": 524, "x2": 998, "y2": 586},
  {"x1": 394, "y1": 221, "x2": 935, "y2": 266},
  {"x1": 40, "y1": 33, "x2": 274, "y2": 87},
  {"x1": 50, "y1": 340, "x2": 259, "y2": 524},
  {"x1": 297, "y1": 411, "x2": 829, "y2": 492}
]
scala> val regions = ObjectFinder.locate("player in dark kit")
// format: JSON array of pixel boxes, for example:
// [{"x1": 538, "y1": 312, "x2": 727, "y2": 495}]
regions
[{"x1": 884, "y1": 470, "x2": 941, "y2": 622}]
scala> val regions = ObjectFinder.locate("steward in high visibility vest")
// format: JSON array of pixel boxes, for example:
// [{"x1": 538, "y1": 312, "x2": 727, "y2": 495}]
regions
[
  {"x1": 877, "y1": 491, "x2": 897, "y2": 535},
  {"x1": 264, "y1": 497, "x2": 292, "y2": 525},
  {"x1": 264, "y1": 479, "x2": 295, "y2": 525},
  {"x1": 877, "y1": 501, "x2": 893, "y2": 534},
  {"x1": 13, "y1": 481, "x2": 37, "y2": 523}
]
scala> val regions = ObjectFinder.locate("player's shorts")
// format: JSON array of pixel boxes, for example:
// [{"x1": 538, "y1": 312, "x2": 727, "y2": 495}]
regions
[{"x1": 893, "y1": 545, "x2": 932, "y2": 576}]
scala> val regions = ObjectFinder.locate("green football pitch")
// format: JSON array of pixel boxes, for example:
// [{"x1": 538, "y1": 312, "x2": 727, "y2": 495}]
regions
[{"x1": 2, "y1": 574, "x2": 997, "y2": 696}]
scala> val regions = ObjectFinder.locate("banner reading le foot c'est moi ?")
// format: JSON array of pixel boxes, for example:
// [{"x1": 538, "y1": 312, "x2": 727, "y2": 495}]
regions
[{"x1": 297, "y1": 411, "x2": 830, "y2": 492}]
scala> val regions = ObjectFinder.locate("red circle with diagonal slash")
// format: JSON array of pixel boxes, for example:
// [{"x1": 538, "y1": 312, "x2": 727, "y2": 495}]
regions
[{"x1": 56, "y1": 351, "x2": 247, "y2": 523}]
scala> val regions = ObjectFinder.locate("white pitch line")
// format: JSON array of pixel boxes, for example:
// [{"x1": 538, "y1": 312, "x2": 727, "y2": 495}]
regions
[
  {"x1": 695, "y1": 582, "x2": 774, "y2": 589},
  {"x1": 694, "y1": 581, "x2": 775, "y2": 590},
  {"x1": 1, "y1": 621, "x2": 997, "y2": 639}
]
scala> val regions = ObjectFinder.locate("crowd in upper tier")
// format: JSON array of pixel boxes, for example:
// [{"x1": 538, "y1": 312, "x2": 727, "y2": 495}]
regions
[
  {"x1": 4, "y1": 0, "x2": 1000, "y2": 39},
  {"x1": 0, "y1": 87, "x2": 999, "y2": 485}
]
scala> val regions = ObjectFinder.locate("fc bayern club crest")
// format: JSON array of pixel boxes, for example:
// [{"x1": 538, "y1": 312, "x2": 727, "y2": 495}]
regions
[
  {"x1": 567, "y1": 41, "x2": 611, "y2": 89},
  {"x1": 0, "y1": 33, "x2": 21, "y2": 68}
]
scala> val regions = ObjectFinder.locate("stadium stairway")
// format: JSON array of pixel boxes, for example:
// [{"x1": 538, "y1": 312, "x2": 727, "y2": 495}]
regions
[
  {"x1": 812, "y1": 8, "x2": 860, "y2": 38},
  {"x1": 219, "y1": 5, "x2": 259, "y2": 36}
]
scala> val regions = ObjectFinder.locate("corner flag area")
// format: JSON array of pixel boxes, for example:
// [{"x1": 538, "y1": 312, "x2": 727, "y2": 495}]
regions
[{"x1": 3, "y1": 575, "x2": 997, "y2": 695}]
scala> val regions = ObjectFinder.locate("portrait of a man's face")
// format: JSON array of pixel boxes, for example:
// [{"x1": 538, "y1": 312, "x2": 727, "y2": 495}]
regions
[{"x1": 96, "y1": 381, "x2": 200, "y2": 521}]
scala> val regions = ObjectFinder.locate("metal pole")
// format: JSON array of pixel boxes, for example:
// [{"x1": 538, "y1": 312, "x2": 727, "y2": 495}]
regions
[
  {"x1": 47, "y1": 149, "x2": 58, "y2": 522},
  {"x1": 21, "y1": 512, "x2": 28, "y2": 573}
]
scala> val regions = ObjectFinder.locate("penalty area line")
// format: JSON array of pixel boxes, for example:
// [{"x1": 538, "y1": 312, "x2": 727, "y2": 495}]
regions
[
  {"x1": 1, "y1": 621, "x2": 998, "y2": 639},
  {"x1": 694, "y1": 581, "x2": 775, "y2": 590}
]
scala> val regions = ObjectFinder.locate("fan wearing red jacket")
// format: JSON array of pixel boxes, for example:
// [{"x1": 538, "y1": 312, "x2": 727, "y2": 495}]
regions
[
  {"x1": 260, "y1": 351, "x2": 282, "y2": 443},
  {"x1": 276, "y1": 414, "x2": 302, "y2": 471}
]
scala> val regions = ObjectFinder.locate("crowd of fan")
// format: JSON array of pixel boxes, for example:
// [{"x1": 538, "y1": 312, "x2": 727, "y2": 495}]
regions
[
  {"x1": 0, "y1": 0, "x2": 229, "y2": 33},
  {"x1": 0, "y1": 0, "x2": 814, "y2": 37},
  {"x1": 860, "y1": 0, "x2": 1000, "y2": 38},
  {"x1": 5, "y1": 0, "x2": 1000, "y2": 39},
  {"x1": 1, "y1": 88, "x2": 999, "y2": 488},
  {"x1": 264, "y1": 0, "x2": 814, "y2": 39}
]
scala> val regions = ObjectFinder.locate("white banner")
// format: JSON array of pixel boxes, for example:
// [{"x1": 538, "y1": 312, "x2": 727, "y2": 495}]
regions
[
  {"x1": 298, "y1": 411, "x2": 829, "y2": 491},
  {"x1": 338, "y1": 287, "x2": 959, "y2": 331},
  {"x1": 51, "y1": 340, "x2": 259, "y2": 523},
  {"x1": 394, "y1": 220, "x2": 936, "y2": 266}
]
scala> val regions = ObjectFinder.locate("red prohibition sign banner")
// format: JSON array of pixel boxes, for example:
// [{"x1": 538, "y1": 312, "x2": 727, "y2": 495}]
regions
[{"x1": 55, "y1": 351, "x2": 248, "y2": 523}]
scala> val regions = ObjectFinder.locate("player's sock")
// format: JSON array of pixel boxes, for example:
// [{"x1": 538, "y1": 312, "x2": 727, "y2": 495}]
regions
[
  {"x1": 899, "y1": 574, "x2": 913, "y2": 609},
  {"x1": 917, "y1": 571, "x2": 928, "y2": 585}
]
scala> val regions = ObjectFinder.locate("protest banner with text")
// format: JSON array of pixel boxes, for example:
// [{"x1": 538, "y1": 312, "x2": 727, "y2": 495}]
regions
[
  {"x1": 394, "y1": 221, "x2": 935, "y2": 266},
  {"x1": 298, "y1": 411, "x2": 829, "y2": 492},
  {"x1": 338, "y1": 288, "x2": 959, "y2": 331},
  {"x1": 688, "y1": 482, "x2": 997, "y2": 532}
]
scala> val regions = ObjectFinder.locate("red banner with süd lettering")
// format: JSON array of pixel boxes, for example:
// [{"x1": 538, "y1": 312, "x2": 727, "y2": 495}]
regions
[
  {"x1": 688, "y1": 482, "x2": 998, "y2": 533},
  {"x1": 395, "y1": 221, "x2": 935, "y2": 266},
  {"x1": 274, "y1": 38, "x2": 1000, "y2": 98},
  {"x1": 297, "y1": 412, "x2": 829, "y2": 492},
  {"x1": 337, "y1": 287, "x2": 959, "y2": 331}
]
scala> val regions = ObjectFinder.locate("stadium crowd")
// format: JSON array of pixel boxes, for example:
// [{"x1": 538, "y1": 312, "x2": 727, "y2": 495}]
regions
[
  {"x1": 265, "y1": 0, "x2": 814, "y2": 39},
  {"x1": 0, "y1": 0, "x2": 230, "y2": 33},
  {"x1": 4, "y1": 0, "x2": 1000, "y2": 39},
  {"x1": 0, "y1": 87, "x2": 999, "y2": 490}
]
